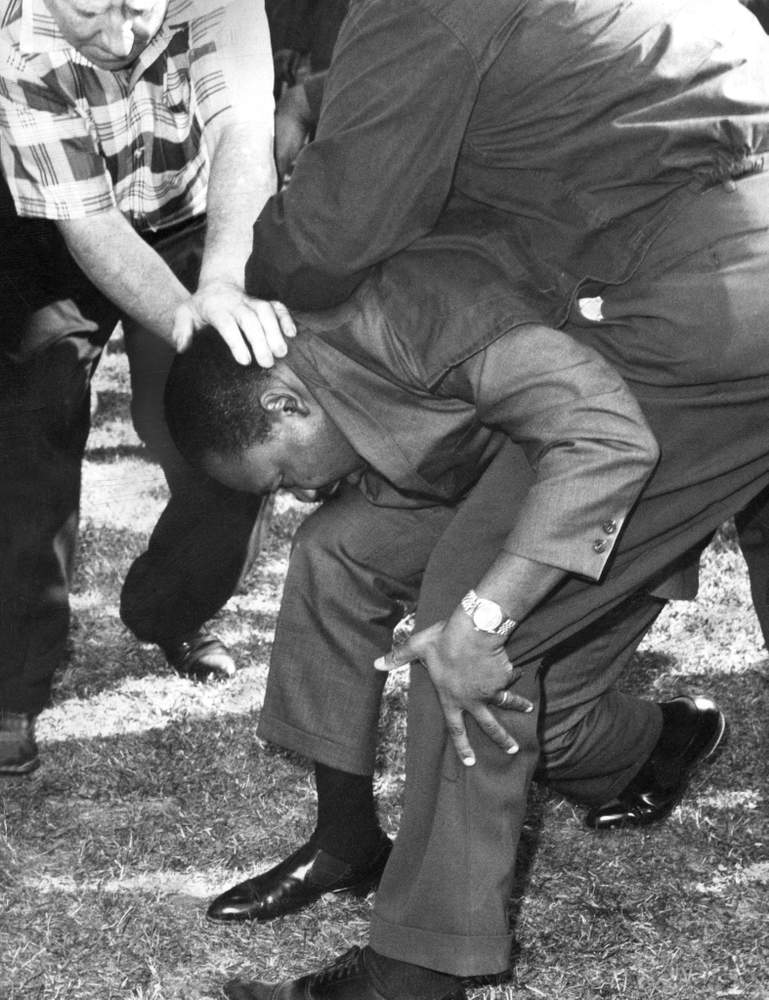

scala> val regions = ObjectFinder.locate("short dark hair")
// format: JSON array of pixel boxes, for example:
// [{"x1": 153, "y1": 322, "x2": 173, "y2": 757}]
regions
[{"x1": 164, "y1": 328, "x2": 273, "y2": 468}]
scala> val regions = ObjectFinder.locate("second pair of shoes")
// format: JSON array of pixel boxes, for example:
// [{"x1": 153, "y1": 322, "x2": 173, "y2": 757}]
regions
[
  {"x1": 0, "y1": 711, "x2": 39, "y2": 776},
  {"x1": 207, "y1": 833, "x2": 393, "y2": 923},
  {"x1": 223, "y1": 946, "x2": 467, "y2": 1000},
  {"x1": 161, "y1": 627, "x2": 236, "y2": 682},
  {"x1": 585, "y1": 694, "x2": 727, "y2": 830}
]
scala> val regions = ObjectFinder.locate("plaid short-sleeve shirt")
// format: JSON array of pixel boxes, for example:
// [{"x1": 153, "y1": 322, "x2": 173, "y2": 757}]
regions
[{"x1": 0, "y1": 0, "x2": 250, "y2": 231}]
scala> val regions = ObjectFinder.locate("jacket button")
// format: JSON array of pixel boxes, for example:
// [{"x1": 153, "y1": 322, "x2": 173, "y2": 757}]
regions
[
  {"x1": 593, "y1": 538, "x2": 608, "y2": 554},
  {"x1": 602, "y1": 519, "x2": 617, "y2": 534}
]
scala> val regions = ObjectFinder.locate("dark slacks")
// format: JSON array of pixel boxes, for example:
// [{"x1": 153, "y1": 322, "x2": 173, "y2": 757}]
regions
[
  {"x1": 0, "y1": 184, "x2": 266, "y2": 714},
  {"x1": 735, "y1": 484, "x2": 769, "y2": 647}
]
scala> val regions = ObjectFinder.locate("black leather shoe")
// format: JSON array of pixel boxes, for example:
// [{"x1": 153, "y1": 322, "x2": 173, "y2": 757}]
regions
[
  {"x1": 161, "y1": 627, "x2": 236, "y2": 682},
  {"x1": 207, "y1": 834, "x2": 392, "y2": 923},
  {"x1": 223, "y1": 946, "x2": 467, "y2": 1000},
  {"x1": 0, "y1": 712, "x2": 39, "y2": 776},
  {"x1": 585, "y1": 695, "x2": 727, "y2": 831}
]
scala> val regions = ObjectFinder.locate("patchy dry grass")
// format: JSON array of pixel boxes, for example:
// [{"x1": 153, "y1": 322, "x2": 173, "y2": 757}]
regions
[{"x1": 1, "y1": 346, "x2": 767, "y2": 999}]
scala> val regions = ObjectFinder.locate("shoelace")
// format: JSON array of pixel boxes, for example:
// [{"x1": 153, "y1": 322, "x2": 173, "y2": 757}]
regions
[{"x1": 308, "y1": 947, "x2": 366, "y2": 988}]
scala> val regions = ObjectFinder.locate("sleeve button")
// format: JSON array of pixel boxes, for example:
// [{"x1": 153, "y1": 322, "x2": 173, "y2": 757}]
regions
[{"x1": 592, "y1": 538, "x2": 608, "y2": 554}]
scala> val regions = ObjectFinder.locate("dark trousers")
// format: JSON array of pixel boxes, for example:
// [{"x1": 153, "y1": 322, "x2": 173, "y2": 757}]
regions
[
  {"x1": 736, "y1": 484, "x2": 769, "y2": 647},
  {"x1": 0, "y1": 184, "x2": 266, "y2": 714}
]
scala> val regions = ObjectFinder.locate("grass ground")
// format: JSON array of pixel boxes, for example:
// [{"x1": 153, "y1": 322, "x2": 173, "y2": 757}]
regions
[{"x1": 1, "y1": 346, "x2": 768, "y2": 1000}]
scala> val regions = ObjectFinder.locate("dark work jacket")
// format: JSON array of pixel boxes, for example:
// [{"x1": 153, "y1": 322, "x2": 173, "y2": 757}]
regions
[{"x1": 248, "y1": 0, "x2": 769, "y2": 318}]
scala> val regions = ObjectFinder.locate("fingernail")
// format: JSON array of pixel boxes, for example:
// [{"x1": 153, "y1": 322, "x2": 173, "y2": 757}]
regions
[
  {"x1": 525, "y1": 703, "x2": 534, "y2": 713},
  {"x1": 373, "y1": 655, "x2": 389, "y2": 670},
  {"x1": 462, "y1": 754, "x2": 476, "y2": 767},
  {"x1": 507, "y1": 745, "x2": 519, "y2": 755}
]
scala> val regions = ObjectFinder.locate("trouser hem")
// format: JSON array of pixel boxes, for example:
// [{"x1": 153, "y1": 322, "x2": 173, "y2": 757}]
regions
[
  {"x1": 257, "y1": 712, "x2": 375, "y2": 776},
  {"x1": 369, "y1": 914, "x2": 512, "y2": 978}
]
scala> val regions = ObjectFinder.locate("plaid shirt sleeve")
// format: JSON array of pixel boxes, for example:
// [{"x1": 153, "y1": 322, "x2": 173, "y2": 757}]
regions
[
  {"x1": 0, "y1": 47, "x2": 117, "y2": 220},
  {"x1": 187, "y1": 0, "x2": 274, "y2": 140}
]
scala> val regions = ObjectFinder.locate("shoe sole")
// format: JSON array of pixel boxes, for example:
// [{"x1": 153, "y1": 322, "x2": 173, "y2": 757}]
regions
[{"x1": 0, "y1": 756, "x2": 40, "y2": 776}]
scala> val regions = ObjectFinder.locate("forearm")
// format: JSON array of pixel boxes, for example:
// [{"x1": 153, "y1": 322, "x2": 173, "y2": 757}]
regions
[
  {"x1": 199, "y1": 122, "x2": 277, "y2": 289},
  {"x1": 473, "y1": 551, "x2": 566, "y2": 625},
  {"x1": 57, "y1": 210, "x2": 187, "y2": 344}
]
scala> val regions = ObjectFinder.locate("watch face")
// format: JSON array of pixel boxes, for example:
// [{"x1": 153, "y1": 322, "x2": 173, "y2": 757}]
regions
[{"x1": 473, "y1": 599, "x2": 503, "y2": 631}]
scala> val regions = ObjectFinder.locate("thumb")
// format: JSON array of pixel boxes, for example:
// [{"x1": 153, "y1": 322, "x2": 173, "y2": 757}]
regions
[
  {"x1": 374, "y1": 638, "x2": 419, "y2": 673},
  {"x1": 171, "y1": 304, "x2": 194, "y2": 353},
  {"x1": 373, "y1": 620, "x2": 444, "y2": 673}
]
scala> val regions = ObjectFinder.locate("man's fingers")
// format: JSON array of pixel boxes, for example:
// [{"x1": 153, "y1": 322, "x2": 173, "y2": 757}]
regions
[
  {"x1": 472, "y1": 705, "x2": 520, "y2": 756},
  {"x1": 248, "y1": 300, "x2": 289, "y2": 359},
  {"x1": 493, "y1": 689, "x2": 534, "y2": 714},
  {"x1": 443, "y1": 707, "x2": 477, "y2": 767},
  {"x1": 236, "y1": 306, "x2": 283, "y2": 367},
  {"x1": 171, "y1": 305, "x2": 194, "y2": 353},
  {"x1": 207, "y1": 311, "x2": 254, "y2": 366},
  {"x1": 374, "y1": 642, "x2": 415, "y2": 673},
  {"x1": 373, "y1": 621, "x2": 444, "y2": 672},
  {"x1": 270, "y1": 300, "x2": 296, "y2": 338}
]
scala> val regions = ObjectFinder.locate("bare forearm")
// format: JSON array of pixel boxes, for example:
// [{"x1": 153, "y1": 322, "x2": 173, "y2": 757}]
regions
[
  {"x1": 57, "y1": 211, "x2": 187, "y2": 345},
  {"x1": 474, "y1": 551, "x2": 566, "y2": 624},
  {"x1": 200, "y1": 122, "x2": 277, "y2": 289}
]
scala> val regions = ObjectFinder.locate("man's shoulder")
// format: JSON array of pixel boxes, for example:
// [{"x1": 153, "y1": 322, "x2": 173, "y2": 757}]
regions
[
  {"x1": 0, "y1": 1, "x2": 22, "y2": 50},
  {"x1": 166, "y1": 0, "x2": 239, "y2": 24},
  {"x1": 0, "y1": 1, "x2": 39, "y2": 80},
  {"x1": 348, "y1": 0, "x2": 523, "y2": 53}
]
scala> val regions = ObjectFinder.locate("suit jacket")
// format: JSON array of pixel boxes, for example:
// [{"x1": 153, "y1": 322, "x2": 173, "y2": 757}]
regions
[{"x1": 289, "y1": 208, "x2": 658, "y2": 582}]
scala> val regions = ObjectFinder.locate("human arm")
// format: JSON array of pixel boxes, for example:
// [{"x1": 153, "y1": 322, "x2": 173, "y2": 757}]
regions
[
  {"x1": 377, "y1": 325, "x2": 659, "y2": 764},
  {"x1": 274, "y1": 77, "x2": 318, "y2": 179},
  {"x1": 246, "y1": 0, "x2": 482, "y2": 308},
  {"x1": 56, "y1": 209, "x2": 189, "y2": 345},
  {"x1": 172, "y1": 0, "x2": 296, "y2": 365}
]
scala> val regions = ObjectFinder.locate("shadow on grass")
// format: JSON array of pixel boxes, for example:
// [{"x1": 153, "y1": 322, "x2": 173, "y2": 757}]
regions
[{"x1": 91, "y1": 387, "x2": 131, "y2": 426}]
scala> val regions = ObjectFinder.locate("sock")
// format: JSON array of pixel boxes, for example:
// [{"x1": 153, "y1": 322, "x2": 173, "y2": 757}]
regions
[
  {"x1": 366, "y1": 948, "x2": 460, "y2": 1000},
  {"x1": 312, "y1": 762, "x2": 382, "y2": 866},
  {"x1": 633, "y1": 700, "x2": 690, "y2": 791}
]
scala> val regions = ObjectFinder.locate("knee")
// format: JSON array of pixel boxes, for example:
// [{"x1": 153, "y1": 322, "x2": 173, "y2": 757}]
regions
[{"x1": 287, "y1": 503, "x2": 350, "y2": 585}]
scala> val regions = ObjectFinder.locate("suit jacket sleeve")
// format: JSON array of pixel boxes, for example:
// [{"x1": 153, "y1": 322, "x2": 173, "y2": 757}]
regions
[{"x1": 442, "y1": 325, "x2": 659, "y2": 579}]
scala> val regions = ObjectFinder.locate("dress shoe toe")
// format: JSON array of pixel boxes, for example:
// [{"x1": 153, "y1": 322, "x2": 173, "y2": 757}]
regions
[
  {"x1": 208, "y1": 834, "x2": 392, "y2": 922},
  {"x1": 161, "y1": 628, "x2": 236, "y2": 682}
]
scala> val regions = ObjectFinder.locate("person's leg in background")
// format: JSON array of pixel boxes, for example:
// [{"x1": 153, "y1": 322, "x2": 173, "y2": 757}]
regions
[
  {"x1": 119, "y1": 220, "x2": 270, "y2": 680},
  {"x1": 0, "y1": 181, "x2": 118, "y2": 774},
  {"x1": 734, "y1": 486, "x2": 769, "y2": 649}
]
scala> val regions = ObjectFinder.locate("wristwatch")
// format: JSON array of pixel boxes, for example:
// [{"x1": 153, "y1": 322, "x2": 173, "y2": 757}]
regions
[{"x1": 460, "y1": 589, "x2": 518, "y2": 638}]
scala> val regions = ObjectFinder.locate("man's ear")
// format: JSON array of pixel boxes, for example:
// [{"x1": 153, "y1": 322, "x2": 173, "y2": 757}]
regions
[{"x1": 259, "y1": 387, "x2": 311, "y2": 418}]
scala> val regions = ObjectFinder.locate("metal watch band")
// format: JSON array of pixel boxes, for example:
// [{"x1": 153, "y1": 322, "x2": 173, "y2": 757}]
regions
[{"x1": 460, "y1": 589, "x2": 518, "y2": 638}]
